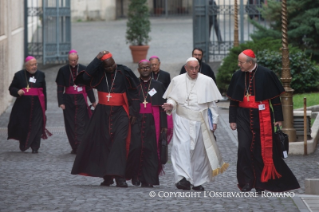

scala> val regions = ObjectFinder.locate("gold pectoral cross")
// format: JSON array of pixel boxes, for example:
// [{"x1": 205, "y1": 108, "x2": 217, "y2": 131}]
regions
[
  {"x1": 26, "y1": 85, "x2": 30, "y2": 92},
  {"x1": 106, "y1": 93, "x2": 112, "y2": 101},
  {"x1": 73, "y1": 84, "x2": 77, "y2": 90},
  {"x1": 142, "y1": 99, "x2": 148, "y2": 108},
  {"x1": 245, "y1": 92, "x2": 251, "y2": 101}
]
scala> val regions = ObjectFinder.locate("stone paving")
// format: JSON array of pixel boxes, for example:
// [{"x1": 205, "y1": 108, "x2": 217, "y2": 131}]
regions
[{"x1": 0, "y1": 18, "x2": 318, "y2": 212}]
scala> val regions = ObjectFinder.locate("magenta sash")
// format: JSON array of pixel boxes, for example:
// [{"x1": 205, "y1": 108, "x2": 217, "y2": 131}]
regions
[
  {"x1": 139, "y1": 103, "x2": 161, "y2": 165},
  {"x1": 22, "y1": 88, "x2": 52, "y2": 139},
  {"x1": 166, "y1": 115, "x2": 173, "y2": 144},
  {"x1": 65, "y1": 86, "x2": 92, "y2": 117}
]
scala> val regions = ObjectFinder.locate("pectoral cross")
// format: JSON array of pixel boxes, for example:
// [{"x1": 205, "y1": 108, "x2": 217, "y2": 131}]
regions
[
  {"x1": 142, "y1": 99, "x2": 148, "y2": 108},
  {"x1": 106, "y1": 93, "x2": 112, "y2": 101},
  {"x1": 245, "y1": 92, "x2": 251, "y2": 101},
  {"x1": 26, "y1": 85, "x2": 30, "y2": 92},
  {"x1": 186, "y1": 97, "x2": 190, "y2": 105},
  {"x1": 73, "y1": 84, "x2": 77, "y2": 90}
]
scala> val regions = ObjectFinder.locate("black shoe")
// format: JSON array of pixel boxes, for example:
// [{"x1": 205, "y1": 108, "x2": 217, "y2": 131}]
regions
[
  {"x1": 141, "y1": 183, "x2": 153, "y2": 188},
  {"x1": 241, "y1": 183, "x2": 252, "y2": 192},
  {"x1": 256, "y1": 188, "x2": 265, "y2": 195},
  {"x1": 100, "y1": 176, "x2": 114, "y2": 186},
  {"x1": 192, "y1": 185, "x2": 205, "y2": 191},
  {"x1": 70, "y1": 149, "x2": 77, "y2": 154},
  {"x1": 175, "y1": 178, "x2": 191, "y2": 190},
  {"x1": 115, "y1": 178, "x2": 128, "y2": 188},
  {"x1": 19, "y1": 144, "x2": 26, "y2": 152},
  {"x1": 32, "y1": 149, "x2": 38, "y2": 154},
  {"x1": 131, "y1": 177, "x2": 141, "y2": 186}
]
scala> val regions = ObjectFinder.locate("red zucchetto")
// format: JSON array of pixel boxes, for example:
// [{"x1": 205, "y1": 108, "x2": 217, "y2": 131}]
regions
[
  {"x1": 242, "y1": 49, "x2": 255, "y2": 58},
  {"x1": 101, "y1": 53, "x2": 113, "y2": 61}
]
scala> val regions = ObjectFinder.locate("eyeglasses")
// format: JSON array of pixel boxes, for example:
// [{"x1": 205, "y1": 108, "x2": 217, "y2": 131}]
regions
[
  {"x1": 151, "y1": 64, "x2": 159, "y2": 67},
  {"x1": 238, "y1": 61, "x2": 247, "y2": 65},
  {"x1": 140, "y1": 67, "x2": 151, "y2": 70}
]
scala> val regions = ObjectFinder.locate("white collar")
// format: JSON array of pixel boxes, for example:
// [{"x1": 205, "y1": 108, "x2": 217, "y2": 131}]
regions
[{"x1": 248, "y1": 64, "x2": 257, "y2": 73}]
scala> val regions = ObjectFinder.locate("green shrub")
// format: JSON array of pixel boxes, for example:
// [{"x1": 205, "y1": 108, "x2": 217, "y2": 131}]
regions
[
  {"x1": 217, "y1": 38, "x2": 299, "y2": 94},
  {"x1": 126, "y1": 0, "x2": 151, "y2": 46},
  {"x1": 256, "y1": 50, "x2": 319, "y2": 93}
]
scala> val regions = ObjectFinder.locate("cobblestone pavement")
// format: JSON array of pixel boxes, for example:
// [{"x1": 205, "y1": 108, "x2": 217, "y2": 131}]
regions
[{"x1": 0, "y1": 18, "x2": 318, "y2": 212}]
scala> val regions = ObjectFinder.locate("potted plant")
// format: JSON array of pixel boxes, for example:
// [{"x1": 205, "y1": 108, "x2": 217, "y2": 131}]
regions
[{"x1": 126, "y1": 0, "x2": 151, "y2": 63}]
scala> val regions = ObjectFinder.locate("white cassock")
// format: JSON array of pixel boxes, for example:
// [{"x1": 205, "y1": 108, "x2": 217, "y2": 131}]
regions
[{"x1": 163, "y1": 73, "x2": 229, "y2": 186}]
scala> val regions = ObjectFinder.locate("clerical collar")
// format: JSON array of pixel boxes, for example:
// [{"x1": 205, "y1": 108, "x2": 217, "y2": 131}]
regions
[
  {"x1": 140, "y1": 77, "x2": 151, "y2": 82},
  {"x1": 248, "y1": 64, "x2": 257, "y2": 73},
  {"x1": 70, "y1": 64, "x2": 78, "y2": 69}
]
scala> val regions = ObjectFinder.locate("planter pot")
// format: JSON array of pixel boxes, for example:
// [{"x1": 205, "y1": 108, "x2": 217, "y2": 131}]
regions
[{"x1": 129, "y1": 45, "x2": 149, "y2": 63}]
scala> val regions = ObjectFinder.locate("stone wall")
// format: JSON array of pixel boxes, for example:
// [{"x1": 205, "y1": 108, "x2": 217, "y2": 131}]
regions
[
  {"x1": 71, "y1": 0, "x2": 116, "y2": 22},
  {"x1": 0, "y1": 0, "x2": 24, "y2": 115}
]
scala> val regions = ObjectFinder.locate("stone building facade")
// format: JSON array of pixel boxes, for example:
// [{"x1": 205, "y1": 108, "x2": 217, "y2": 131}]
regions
[{"x1": 0, "y1": 0, "x2": 24, "y2": 115}]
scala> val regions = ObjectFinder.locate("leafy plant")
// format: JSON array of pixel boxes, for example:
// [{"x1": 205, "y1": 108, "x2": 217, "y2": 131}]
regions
[
  {"x1": 256, "y1": 49, "x2": 319, "y2": 93},
  {"x1": 250, "y1": 0, "x2": 319, "y2": 62},
  {"x1": 126, "y1": 0, "x2": 151, "y2": 46}
]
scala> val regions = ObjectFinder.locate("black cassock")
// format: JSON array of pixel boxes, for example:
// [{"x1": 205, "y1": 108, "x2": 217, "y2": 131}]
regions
[
  {"x1": 126, "y1": 79, "x2": 167, "y2": 185},
  {"x1": 227, "y1": 65, "x2": 300, "y2": 192},
  {"x1": 151, "y1": 70, "x2": 171, "y2": 90},
  {"x1": 71, "y1": 58, "x2": 139, "y2": 178},
  {"x1": 180, "y1": 61, "x2": 216, "y2": 83},
  {"x1": 8, "y1": 70, "x2": 49, "y2": 151},
  {"x1": 55, "y1": 64, "x2": 96, "y2": 152}
]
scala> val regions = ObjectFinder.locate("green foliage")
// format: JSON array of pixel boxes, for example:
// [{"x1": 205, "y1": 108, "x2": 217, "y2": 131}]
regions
[
  {"x1": 126, "y1": 0, "x2": 151, "y2": 46},
  {"x1": 256, "y1": 50, "x2": 319, "y2": 93},
  {"x1": 251, "y1": 0, "x2": 319, "y2": 62}
]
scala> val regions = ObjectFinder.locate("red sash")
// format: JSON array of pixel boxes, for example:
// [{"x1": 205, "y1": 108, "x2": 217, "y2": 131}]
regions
[
  {"x1": 65, "y1": 86, "x2": 92, "y2": 117},
  {"x1": 239, "y1": 96, "x2": 281, "y2": 182},
  {"x1": 22, "y1": 88, "x2": 52, "y2": 139},
  {"x1": 98, "y1": 91, "x2": 131, "y2": 158}
]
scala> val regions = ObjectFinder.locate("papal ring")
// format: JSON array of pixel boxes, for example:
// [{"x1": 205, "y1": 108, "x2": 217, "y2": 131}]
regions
[{"x1": 104, "y1": 51, "x2": 106, "y2": 53}]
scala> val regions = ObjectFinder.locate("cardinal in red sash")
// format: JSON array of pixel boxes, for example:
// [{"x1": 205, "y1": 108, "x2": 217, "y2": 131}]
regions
[
  {"x1": 227, "y1": 49, "x2": 300, "y2": 193},
  {"x1": 71, "y1": 51, "x2": 140, "y2": 188}
]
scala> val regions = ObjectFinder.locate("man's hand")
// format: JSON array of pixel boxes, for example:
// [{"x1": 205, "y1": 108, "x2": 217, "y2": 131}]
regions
[
  {"x1": 211, "y1": 124, "x2": 217, "y2": 132},
  {"x1": 96, "y1": 50, "x2": 109, "y2": 60},
  {"x1": 130, "y1": 116, "x2": 136, "y2": 125},
  {"x1": 274, "y1": 121, "x2": 282, "y2": 127},
  {"x1": 17, "y1": 89, "x2": 25, "y2": 96},
  {"x1": 161, "y1": 128, "x2": 167, "y2": 133},
  {"x1": 162, "y1": 103, "x2": 173, "y2": 112},
  {"x1": 92, "y1": 102, "x2": 97, "y2": 108},
  {"x1": 230, "y1": 122, "x2": 237, "y2": 130},
  {"x1": 60, "y1": 104, "x2": 65, "y2": 110}
]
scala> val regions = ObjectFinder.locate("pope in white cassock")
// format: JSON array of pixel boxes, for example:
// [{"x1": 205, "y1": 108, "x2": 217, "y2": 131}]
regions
[{"x1": 162, "y1": 57, "x2": 229, "y2": 191}]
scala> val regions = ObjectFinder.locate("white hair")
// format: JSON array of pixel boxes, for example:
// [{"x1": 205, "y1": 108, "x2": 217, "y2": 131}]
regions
[{"x1": 186, "y1": 57, "x2": 199, "y2": 64}]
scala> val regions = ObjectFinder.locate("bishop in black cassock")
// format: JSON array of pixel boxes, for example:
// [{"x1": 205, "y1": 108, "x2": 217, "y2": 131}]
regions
[
  {"x1": 8, "y1": 56, "x2": 51, "y2": 153},
  {"x1": 149, "y1": 56, "x2": 171, "y2": 90},
  {"x1": 71, "y1": 51, "x2": 139, "y2": 188},
  {"x1": 126, "y1": 60, "x2": 167, "y2": 188},
  {"x1": 227, "y1": 49, "x2": 299, "y2": 193},
  {"x1": 55, "y1": 50, "x2": 96, "y2": 154}
]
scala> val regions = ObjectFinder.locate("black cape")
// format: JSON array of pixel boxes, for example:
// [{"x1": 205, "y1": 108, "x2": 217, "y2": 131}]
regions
[
  {"x1": 126, "y1": 79, "x2": 167, "y2": 185},
  {"x1": 227, "y1": 65, "x2": 300, "y2": 192},
  {"x1": 71, "y1": 58, "x2": 139, "y2": 178},
  {"x1": 8, "y1": 70, "x2": 48, "y2": 151},
  {"x1": 151, "y1": 70, "x2": 171, "y2": 90},
  {"x1": 227, "y1": 65, "x2": 284, "y2": 102},
  {"x1": 180, "y1": 61, "x2": 216, "y2": 82},
  {"x1": 55, "y1": 64, "x2": 96, "y2": 151}
]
